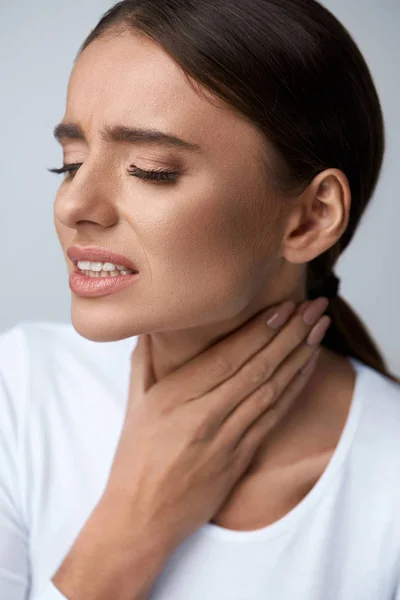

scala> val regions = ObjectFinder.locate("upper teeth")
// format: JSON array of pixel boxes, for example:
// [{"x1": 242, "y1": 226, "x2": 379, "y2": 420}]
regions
[{"x1": 77, "y1": 261, "x2": 133, "y2": 273}]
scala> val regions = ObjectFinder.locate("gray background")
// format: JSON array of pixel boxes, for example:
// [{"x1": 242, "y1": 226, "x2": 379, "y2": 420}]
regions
[{"x1": 1, "y1": 0, "x2": 399, "y2": 373}]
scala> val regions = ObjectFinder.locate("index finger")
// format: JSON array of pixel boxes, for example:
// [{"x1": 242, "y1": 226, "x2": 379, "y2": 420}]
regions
[{"x1": 154, "y1": 300, "x2": 309, "y2": 402}]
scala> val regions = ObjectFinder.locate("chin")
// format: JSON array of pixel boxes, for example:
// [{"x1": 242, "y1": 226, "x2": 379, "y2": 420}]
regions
[{"x1": 70, "y1": 302, "x2": 143, "y2": 343}]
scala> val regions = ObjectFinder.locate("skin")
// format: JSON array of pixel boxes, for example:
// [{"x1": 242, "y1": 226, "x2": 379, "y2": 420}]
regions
[{"x1": 54, "y1": 29, "x2": 356, "y2": 529}]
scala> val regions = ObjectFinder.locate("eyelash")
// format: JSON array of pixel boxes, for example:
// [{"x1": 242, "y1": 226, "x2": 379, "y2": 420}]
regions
[{"x1": 48, "y1": 163, "x2": 178, "y2": 183}]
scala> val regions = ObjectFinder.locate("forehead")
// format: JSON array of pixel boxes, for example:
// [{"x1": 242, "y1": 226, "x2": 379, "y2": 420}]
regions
[{"x1": 65, "y1": 30, "x2": 264, "y2": 160}]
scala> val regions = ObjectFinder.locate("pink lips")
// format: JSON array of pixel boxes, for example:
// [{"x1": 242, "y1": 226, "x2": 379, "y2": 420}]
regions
[
  {"x1": 66, "y1": 245, "x2": 140, "y2": 298},
  {"x1": 69, "y1": 270, "x2": 139, "y2": 297}
]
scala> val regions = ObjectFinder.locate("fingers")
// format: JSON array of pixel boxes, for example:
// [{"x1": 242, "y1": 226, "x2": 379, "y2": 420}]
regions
[
  {"x1": 151, "y1": 300, "x2": 297, "y2": 405},
  {"x1": 223, "y1": 344, "x2": 322, "y2": 454},
  {"x1": 257, "y1": 298, "x2": 329, "y2": 375},
  {"x1": 230, "y1": 348, "x2": 321, "y2": 473},
  {"x1": 202, "y1": 298, "x2": 330, "y2": 426}
]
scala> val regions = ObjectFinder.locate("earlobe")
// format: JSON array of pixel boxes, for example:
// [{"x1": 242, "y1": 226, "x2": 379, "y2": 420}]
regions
[{"x1": 279, "y1": 168, "x2": 350, "y2": 265}]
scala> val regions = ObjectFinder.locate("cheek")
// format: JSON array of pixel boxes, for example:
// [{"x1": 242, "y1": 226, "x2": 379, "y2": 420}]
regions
[{"x1": 141, "y1": 183, "x2": 278, "y2": 312}]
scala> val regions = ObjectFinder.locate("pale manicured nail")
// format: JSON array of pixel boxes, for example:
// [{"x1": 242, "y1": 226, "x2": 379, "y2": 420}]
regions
[
  {"x1": 265, "y1": 301, "x2": 296, "y2": 329},
  {"x1": 307, "y1": 315, "x2": 332, "y2": 346},
  {"x1": 302, "y1": 297, "x2": 329, "y2": 326}
]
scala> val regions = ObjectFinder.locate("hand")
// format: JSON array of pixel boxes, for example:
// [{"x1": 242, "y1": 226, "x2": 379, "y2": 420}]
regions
[{"x1": 105, "y1": 297, "x2": 331, "y2": 556}]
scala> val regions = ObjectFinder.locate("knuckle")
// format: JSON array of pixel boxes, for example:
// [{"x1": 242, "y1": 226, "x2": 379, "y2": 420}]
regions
[
  {"x1": 251, "y1": 385, "x2": 271, "y2": 409},
  {"x1": 248, "y1": 360, "x2": 273, "y2": 385},
  {"x1": 260, "y1": 379, "x2": 278, "y2": 404},
  {"x1": 208, "y1": 351, "x2": 234, "y2": 380},
  {"x1": 186, "y1": 414, "x2": 213, "y2": 444},
  {"x1": 263, "y1": 405, "x2": 280, "y2": 428}
]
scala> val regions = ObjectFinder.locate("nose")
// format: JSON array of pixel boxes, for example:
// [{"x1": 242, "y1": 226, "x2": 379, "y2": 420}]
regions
[{"x1": 54, "y1": 160, "x2": 119, "y2": 230}]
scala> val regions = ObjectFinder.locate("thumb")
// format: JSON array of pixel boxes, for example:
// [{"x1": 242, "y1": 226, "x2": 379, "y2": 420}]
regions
[{"x1": 129, "y1": 333, "x2": 156, "y2": 397}]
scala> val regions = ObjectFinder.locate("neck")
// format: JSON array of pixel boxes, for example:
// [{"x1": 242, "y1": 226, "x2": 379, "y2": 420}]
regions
[
  {"x1": 149, "y1": 286, "x2": 307, "y2": 383},
  {"x1": 150, "y1": 265, "x2": 306, "y2": 382}
]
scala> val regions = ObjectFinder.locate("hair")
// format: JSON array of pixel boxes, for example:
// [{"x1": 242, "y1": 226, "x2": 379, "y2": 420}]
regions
[{"x1": 76, "y1": 0, "x2": 399, "y2": 383}]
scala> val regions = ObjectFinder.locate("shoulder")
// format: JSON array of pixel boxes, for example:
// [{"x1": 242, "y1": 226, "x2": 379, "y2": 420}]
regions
[
  {"x1": 0, "y1": 319, "x2": 111, "y2": 363},
  {"x1": 0, "y1": 320, "x2": 79, "y2": 361},
  {"x1": 0, "y1": 321, "x2": 80, "y2": 391},
  {"x1": 0, "y1": 321, "x2": 138, "y2": 492},
  {"x1": 353, "y1": 357, "x2": 400, "y2": 435},
  {"x1": 0, "y1": 319, "x2": 138, "y2": 365},
  {"x1": 0, "y1": 320, "x2": 138, "y2": 409},
  {"x1": 349, "y1": 357, "x2": 400, "y2": 489}
]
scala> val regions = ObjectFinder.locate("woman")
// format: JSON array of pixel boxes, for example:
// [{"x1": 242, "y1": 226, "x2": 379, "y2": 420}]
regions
[{"x1": 1, "y1": 0, "x2": 400, "y2": 598}]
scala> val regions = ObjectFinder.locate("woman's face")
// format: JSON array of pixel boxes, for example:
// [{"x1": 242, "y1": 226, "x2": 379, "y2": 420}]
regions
[{"x1": 54, "y1": 30, "x2": 288, "y2": 342}]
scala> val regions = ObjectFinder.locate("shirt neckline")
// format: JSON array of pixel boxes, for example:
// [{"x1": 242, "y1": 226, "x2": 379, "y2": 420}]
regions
[{"x1": 199, "y1": 356, "x2": 366, "y2": 542}]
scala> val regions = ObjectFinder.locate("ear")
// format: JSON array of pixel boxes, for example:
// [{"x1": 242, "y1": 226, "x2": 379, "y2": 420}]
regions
[{"x1": 280, "y1": 168, "x2": 351, "y2": 264}]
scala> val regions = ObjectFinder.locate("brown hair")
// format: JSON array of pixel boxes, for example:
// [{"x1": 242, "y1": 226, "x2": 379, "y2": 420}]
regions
[{"x1": 77, "y1": 0, "x2": 399, "y2": 383}]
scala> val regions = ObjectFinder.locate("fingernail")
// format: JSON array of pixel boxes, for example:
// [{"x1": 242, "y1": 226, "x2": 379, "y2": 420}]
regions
[
  {"x1": 265, "y1": 301, "x2": 296, "y2": 329},
  {"x1": 307, "y1": 316, "x2": 332, "y2": 346},
  {"x1": 298, "y1": 300, "x2": 313, "y2": 316},
  {"x1": 302, "y1": 297, "x2": 329, "y2": 327}
]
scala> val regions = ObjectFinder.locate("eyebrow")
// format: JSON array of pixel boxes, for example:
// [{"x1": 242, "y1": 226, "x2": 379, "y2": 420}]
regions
[{"x1": 53, "y1": 122, "x2": 202, "y2": 153}]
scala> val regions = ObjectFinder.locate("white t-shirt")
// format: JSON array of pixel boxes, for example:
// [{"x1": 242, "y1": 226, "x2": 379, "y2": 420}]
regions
[{"x1": 1, "y1": 321, "x2": 400, "y2": 600}]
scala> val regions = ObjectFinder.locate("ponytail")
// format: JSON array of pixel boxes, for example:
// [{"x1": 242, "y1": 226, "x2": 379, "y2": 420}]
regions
[
  {"x1": 308, "y1": 253, "x2": 399, "y2": 384},
  {"x1": 326, "y1": 296, "x2": 399, "y2": 384}
]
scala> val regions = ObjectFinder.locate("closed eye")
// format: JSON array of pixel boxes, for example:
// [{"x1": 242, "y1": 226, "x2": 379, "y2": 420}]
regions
[
  {"x1": 48, "y1": 163, "x2": 178, "y2": 183},
  {"x1": 127, "y1": 165, "x2": 178, "y2": 182}
]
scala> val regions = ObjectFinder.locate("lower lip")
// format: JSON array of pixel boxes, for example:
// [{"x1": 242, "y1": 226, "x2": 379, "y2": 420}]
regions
[{"x1": 69, "y1": 269, "x2": 140, "y2": 297}]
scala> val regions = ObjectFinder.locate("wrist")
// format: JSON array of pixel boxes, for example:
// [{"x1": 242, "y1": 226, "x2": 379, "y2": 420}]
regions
[{"x1": 52, "y1": 493, "x2": 169, "y2": 600}]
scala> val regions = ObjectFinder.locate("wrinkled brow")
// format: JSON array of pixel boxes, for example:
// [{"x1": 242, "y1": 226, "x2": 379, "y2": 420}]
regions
[{"x1": 53, "y1": 122, "x2": 202, "y2": 153}]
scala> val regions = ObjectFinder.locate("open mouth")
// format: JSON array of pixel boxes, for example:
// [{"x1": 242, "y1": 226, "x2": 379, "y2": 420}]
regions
[{"x1": 75, "y1": 261, "x2": 138, "y2": 277}]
